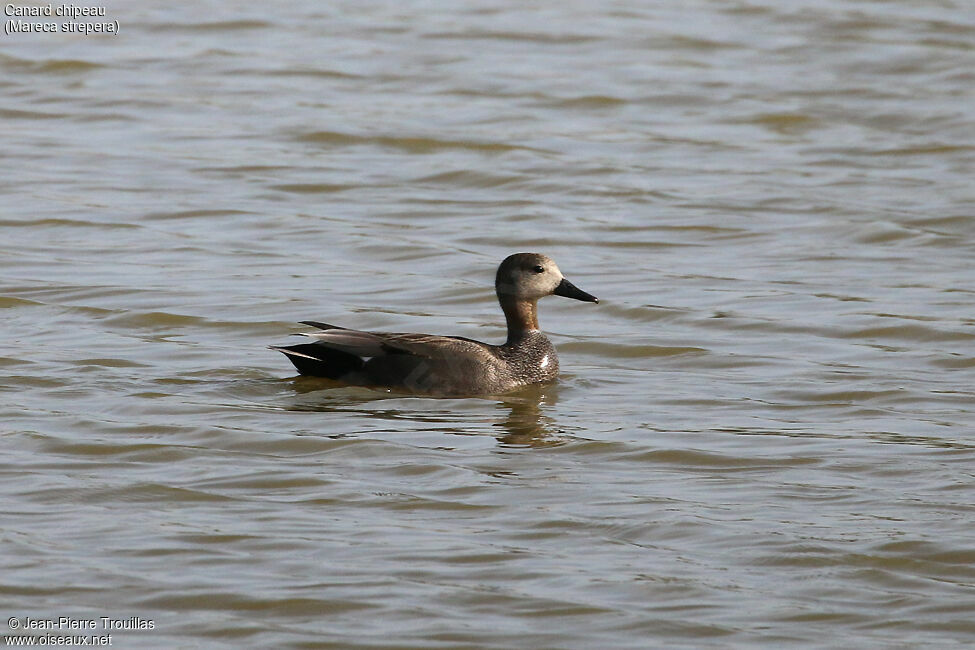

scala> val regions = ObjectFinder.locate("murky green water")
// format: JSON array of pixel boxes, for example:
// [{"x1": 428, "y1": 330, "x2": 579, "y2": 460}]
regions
[{"x1": 2, "y1": 1, "x2": 974, "y2": 647}]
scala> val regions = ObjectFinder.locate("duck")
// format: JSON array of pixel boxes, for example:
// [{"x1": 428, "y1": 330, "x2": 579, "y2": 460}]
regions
[{"x1": 272, "y1": 252, "x2": 598, "y2": 396}]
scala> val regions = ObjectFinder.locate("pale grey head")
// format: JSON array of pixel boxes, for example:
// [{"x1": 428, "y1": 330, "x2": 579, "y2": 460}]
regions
[{"x1": 495, "y1": 252, "x2": 598, "y2": 304}]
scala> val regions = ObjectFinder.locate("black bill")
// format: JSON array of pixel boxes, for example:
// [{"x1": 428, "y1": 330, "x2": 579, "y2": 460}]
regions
[{"x1": 553, "y1": 277, "x2": 598, "y2": 303}]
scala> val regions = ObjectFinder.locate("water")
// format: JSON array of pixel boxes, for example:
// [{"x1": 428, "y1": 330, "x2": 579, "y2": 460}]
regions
[{"x1": 2, "y1": 0, "x2": 974, "y2": 647}]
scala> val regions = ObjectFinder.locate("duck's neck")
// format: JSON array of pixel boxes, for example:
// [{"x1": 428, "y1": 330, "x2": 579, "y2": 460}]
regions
[{"x1": 499, "y1": 295, "x2": 539, "y2": 346}]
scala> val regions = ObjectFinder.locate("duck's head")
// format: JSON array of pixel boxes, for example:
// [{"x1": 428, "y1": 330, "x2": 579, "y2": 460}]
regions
[{"x1": 495, "y1": 253, "x2": 598, "y2": 303}]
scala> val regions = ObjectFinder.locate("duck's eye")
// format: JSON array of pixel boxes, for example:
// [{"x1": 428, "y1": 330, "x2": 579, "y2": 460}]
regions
[{"x1": 532, "y1": 265, "x2": 545, "y2": 274}]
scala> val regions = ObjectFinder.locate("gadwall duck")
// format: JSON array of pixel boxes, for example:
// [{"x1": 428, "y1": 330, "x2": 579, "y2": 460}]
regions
[{"x1": 272, "y1": 253, "x2": 597, "y2": 396}]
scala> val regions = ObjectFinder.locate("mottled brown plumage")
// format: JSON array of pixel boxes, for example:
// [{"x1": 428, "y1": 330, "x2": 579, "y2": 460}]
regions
[{"x1": 272, "y1": 253, "x2": 597, "y2": 395}]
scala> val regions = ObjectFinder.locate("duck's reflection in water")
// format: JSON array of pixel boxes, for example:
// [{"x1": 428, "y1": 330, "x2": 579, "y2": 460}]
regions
[
  {"x1": 281, "y1": 377, "x2": 566, "y2": 447},
  {"x1": 492, "y1": 387, "x2": 564, "y2": 447}
]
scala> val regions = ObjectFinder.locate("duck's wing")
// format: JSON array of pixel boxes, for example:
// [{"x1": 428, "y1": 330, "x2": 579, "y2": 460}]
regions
[
  {"x1": 299, "y1": 328, "x2": 487, "y2": 359},
  {"x1": 296, "y1": 321, "x2": 390, "y2": 357},
  {"x1": 380, "y1": 333, "x2": 489, "y2": 359},
  {"x1": 299, "y1": 320, "x2": 345, "y2": 331}
]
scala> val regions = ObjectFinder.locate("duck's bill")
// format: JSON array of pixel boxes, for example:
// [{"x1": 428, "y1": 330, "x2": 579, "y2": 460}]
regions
[{"x1": 554, "y1": 277, "x2": 598, "y2": 303}]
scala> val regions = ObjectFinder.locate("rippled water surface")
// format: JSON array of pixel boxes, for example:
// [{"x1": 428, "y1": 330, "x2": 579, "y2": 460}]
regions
[{"x1": 2, "y1": 1, "x2": 974, "y2": 647}]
